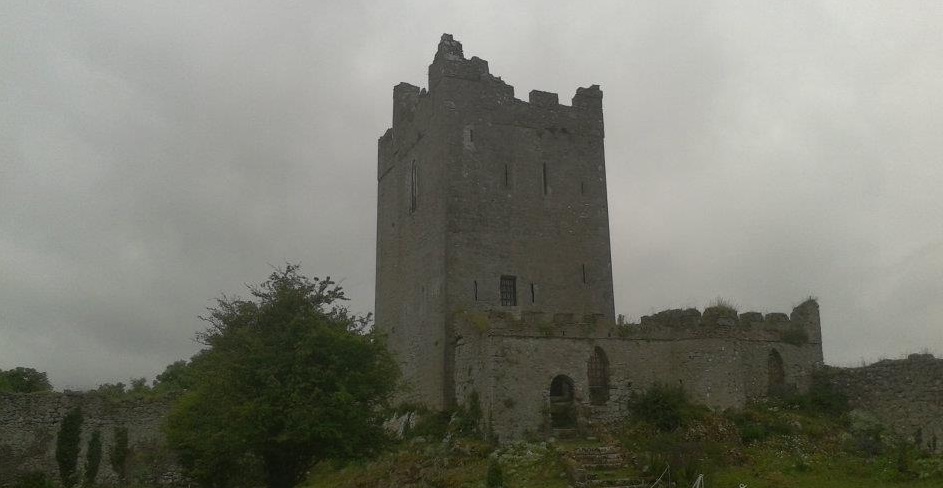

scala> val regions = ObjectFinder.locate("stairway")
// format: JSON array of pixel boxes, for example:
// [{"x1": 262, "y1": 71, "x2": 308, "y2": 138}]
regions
[{"x1": 565, "y1": 445, "x2": 648, "y2": 488}]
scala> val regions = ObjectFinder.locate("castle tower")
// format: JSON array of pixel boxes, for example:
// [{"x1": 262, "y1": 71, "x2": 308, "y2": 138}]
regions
[{"x1": 375, "y1": 34, "x2": 614, "y2": 409}]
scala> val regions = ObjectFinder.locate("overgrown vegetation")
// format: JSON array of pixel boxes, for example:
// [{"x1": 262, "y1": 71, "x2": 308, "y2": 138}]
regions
[
  {"x1": 55, "y1": 406, "x2": 83, "y2": 488},
  {"x1": 108, "y1": 426, "x2": 130, "y2": 483},
  {"x1": 627, "y1": 383, "x2": 706, "y2": 432},
  {"x1": 164, "y1": 264, "x2": 399, "y2": 488},
  {"x1": 82, "y1": 430, "x2": 102, "y2": 486},
  {"x1": 0, "y1": 367, "x2": 52, "y2": 393}
]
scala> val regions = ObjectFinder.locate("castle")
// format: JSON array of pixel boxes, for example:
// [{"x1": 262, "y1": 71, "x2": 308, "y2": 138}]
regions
[{"x1": 375, "y1": 34, "x2": 824, "y2": 440}]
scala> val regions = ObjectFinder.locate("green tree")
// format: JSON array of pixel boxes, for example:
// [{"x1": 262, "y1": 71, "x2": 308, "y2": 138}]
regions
[
  {"x1": 83, "y1": 430, "x2": 102, "y2": 486},
  {"x1": 152, "y1": 359, "x2": 198, "y2": 394},
  {"x1": 0, "y1": 367, "x2": 52, "y2": 393},
  {"x1": 164, "y1": 265, "x2": 399, "y2": 488},
  {"x1": 55, "y1": 406, "x2": 83, "y2": 487},
  {"x1": 108, "y1": 426, "x2": 130, "y2": 483}
]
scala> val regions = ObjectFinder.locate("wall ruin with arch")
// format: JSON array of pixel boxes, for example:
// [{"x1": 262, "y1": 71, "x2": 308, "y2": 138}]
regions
[{"x1": 452, "y1": 299, "x2": 823, "y2": 441}]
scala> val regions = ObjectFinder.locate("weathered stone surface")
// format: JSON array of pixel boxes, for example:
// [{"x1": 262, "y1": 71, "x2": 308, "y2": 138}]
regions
[
  {"x1": 375, "y1": 33, "x2": 614, "y2": 410},
  {"x1": 739, "y1": 312, "x2": 764, "y2": 324},
  {"x1": 827, "y1": 355, "x2": 943, "y2": 453},
  {"x1": 765, "y1": 312, "x2": 789, "y2": 323},
  {"x1": 0, "y1": 392, "x2": 181, "y2": 486}
]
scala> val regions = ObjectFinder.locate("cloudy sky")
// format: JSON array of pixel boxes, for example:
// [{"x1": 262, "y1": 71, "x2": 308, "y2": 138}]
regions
[{"x1": 2, "y1": 1, "x2": 941, "y2": 390}]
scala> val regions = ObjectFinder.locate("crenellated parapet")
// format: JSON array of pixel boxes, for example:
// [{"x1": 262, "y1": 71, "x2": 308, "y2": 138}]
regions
[{"x1": 455, "y1": 298, "x2": 822, "y2": 349}]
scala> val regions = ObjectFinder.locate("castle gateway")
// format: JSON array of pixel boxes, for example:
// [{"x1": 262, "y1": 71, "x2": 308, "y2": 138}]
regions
[{"x1": 375, "y1": 35, "x2": 823, "y2": 440}]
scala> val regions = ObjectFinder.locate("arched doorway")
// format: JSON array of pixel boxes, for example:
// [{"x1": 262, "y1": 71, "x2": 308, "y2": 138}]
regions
[
  {"x1": 588, "y1": 346, "x2": 610, "y2": 405},
  {"x1": 768, "y1": 349, "x2": 785, "y2": 395},
  {"x1": 548, "y1": 375, "x2": 577, "y2": 428}
]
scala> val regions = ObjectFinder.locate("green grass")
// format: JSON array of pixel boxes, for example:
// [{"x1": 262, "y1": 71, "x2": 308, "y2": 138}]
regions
[{"x1": 306, "y1": 390, "x2": 943, "y2": 487}]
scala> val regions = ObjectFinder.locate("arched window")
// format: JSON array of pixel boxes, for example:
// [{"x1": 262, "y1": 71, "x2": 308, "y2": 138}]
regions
[
  {"x1": 588, "y1": 346, "x2": 610, "y2": 405},
  {"x1": 768, "y1": 349, "x2": 785, "y2": 395}
]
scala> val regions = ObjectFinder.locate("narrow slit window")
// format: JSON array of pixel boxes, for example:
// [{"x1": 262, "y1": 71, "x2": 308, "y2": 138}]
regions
[
  {"x1": 469, "y1": 129, "x2": 474, "y2": 142},
  {"x1": 542, "y1": 163, "x2": 549, "y2": 195},
  {"x1": 581, "y1": 264, "x2": 586, "y2": 284},
  {"x1": 580, "y1": 181, "x2": 585, "y2": 195},
  {"x1": 474, "y1": 280, "x2": 479, "y2": 301},
  {"x1": 504, "y1": 164, "x2": 510, "y2": 187},
  {"x1": 409, "y1": 161, "x2": 419, "y2": 213},
  {"x1": 530, "y1": 283, "x2": 536, "y2": 303},
  {"x1": 500, "y1": 276, "x2": 517, "y2": 306}
]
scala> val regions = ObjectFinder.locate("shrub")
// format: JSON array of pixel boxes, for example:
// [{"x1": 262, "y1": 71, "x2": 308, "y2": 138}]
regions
[
  {"x1": 628, "y1": 383, "x2": 705, "y2": 432},
  {"x1": 109, "y1": 426, "x2": 130, "y2": 482},
  {"x1": 707, "y1": 297, "x2": 738, "y2": 314},
  {"x1": 13, "y1": 472, "x2": 57, "y2": 488},
  {"x1": 83, "y1": 430, "x2": 102, "y2": 486},
  {"x1": 486, "y1": 458, "x2": 504, "y2": 487},
  {"x1": 450, "y1": 391, "x2": 483, "y2": 436},
  {"x1": 777, "y1": 371, "x2": 849, "y2": 417},
  {"x1": 55, "y1": 406, "x2": 83, "y2": 487},
  {"x1": 406, "y1": 411, "x2": 451, "y2": 440},
  {"x1": 727, "y1": 408, "x2": 795, "y2": 444}
]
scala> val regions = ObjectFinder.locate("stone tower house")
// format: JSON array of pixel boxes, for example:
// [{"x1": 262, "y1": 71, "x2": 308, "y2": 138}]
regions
[
  {"x1": 377, "y1": 36, "x2": 824, "y2": 440},
  {"x1": 375, "y1": 34, "x2": 614, "y2": 409}
]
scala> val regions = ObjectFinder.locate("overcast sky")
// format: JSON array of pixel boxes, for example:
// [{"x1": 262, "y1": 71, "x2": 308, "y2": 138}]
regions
[{"x1": 2, "y1": 1, "x2": 941, "y2": 390}]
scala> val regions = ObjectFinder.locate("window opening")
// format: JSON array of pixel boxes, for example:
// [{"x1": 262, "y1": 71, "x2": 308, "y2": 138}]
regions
[
  {"x1": 504, "y1": 164, "x2": 510, "y2": 187},
  {"x1": 581, "y1": 264, "x2": 586, "y2": 284},
  {"x1": 500, "y1": 276, "x2": 517, "y2": 306},
  {"x1": 530, "y1": 283, "x2": 536, "y2": 303},
  {"x1": 542, "y1": 163, "x2": 549, "y2": 195},
  {"x1": 409, "y1": 160, "x2": 418, "y2": 213},
  {"x1": 474, "y1": 280, "x2": 478, "y2": 301},
  {"x1": 580, "y1": 181, "x2": 585, "y2": 195}
]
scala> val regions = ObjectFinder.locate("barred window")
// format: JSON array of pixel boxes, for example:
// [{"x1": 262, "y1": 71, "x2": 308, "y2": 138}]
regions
[{"x1": 500, "y1": 275, "x2": 517, "y2": 306}]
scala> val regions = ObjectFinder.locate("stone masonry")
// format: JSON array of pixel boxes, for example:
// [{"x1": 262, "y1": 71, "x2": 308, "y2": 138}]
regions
[
  {"x1": 374, "y1": 34, "x2": 833, "y2": 441},
  {"x1": 0, "y1": 392, "x2": 180, "y2": 486}
]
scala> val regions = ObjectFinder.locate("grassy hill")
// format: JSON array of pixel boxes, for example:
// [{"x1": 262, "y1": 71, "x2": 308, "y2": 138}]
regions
[{"x1": 304, "y1": 384, "x2": 943, "y2": 488}]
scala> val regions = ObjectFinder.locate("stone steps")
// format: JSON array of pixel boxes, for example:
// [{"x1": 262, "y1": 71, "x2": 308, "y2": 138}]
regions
[{"x1": 564, "y1": 444, "x2": 647, "y2": 488}]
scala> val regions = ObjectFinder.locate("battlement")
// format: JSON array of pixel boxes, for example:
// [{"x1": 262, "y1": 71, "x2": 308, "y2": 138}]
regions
[
  {"x1": 383, "y1": 34, "x2": 603, "y2": 139},
  {"x1": 454, "y1": 298, "x2": 821, "y2": 347}
]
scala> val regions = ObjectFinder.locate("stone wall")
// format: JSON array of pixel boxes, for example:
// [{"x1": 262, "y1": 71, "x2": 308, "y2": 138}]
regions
[
  {"x1": 454, "y1": 299, "x2": 824, "y2": 441},
  {"x1": 376, "y1": 33, "x2": 614, "y2": 409},
  {"x1": 0, "y1": 392, "x2": 180, "y2": 486},
  {"x1": 827, "y1": 354, "x2": 943, "y2": 452}
]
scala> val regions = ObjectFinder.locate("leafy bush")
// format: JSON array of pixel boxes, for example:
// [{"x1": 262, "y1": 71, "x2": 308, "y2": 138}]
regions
[
  {"x1": 628, "y1": 383, "x2": 705, "y2": 432},
  {"x1": 13, "y1": 472, "x2": 57, "y2": 488},
  {"x1": 83, "y1": 429, "x2": 102, "y2": 486},
  {"x1": 777, "y1": 371, "x2": 849, "y2": 417},
  {"x1": 164, "y1": 265, "x2": 399, "y2": 488},
  {"x1": 727, "y1": 408, "x2": 795, "y2": 444},
  {"x1": 842, "y1": 410, "x2": 887, "y2": 457},
  {"x1": 486, "y1": 458, "x2": 504, "y2": 487},
  {"x1": 55, "y1": 406, "x2": 83, "y2": 487},
  {"x1": 405, "y1": 411, "x2": 451, "y2": 440},
  {"x1": 109, "y1": 426, "x2": 130, "y2": 483},
  {"x1": 0, "y1": 368, "x2": 53, "y2": 393}
]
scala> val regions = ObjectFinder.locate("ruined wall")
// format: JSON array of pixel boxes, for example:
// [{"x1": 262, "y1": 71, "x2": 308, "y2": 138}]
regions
[
  {"x1": 454, "y1": 300, "x2": 823, "y2": 441},
  {"x1": 827, "y1": 354, "x2": 943, "y2": 453},
  {"x1": 0, "y1": 392, "x2": 180, "y2": 486}
]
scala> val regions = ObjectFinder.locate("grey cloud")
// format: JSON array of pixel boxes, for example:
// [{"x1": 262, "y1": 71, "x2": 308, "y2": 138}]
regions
[{"x1": 1, "y1": 0, "x2": 941, "y2": 388}]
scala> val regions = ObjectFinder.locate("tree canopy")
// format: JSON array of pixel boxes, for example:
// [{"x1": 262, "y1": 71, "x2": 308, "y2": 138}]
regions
[
  {"x1": 164, "y1": 265, "x2": 399, "y2": 488},
  {"x1": 0, "y1": 367, "x2": 52, "y2": 393}
]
